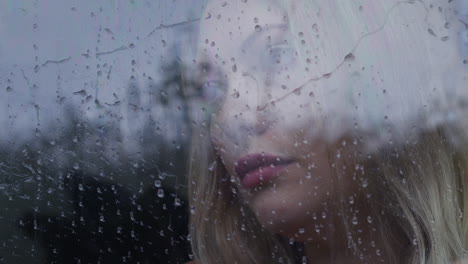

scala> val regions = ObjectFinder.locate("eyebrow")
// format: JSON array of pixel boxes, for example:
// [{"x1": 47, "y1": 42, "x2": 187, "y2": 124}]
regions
[{"x1": 240, "y1": 23, "x2": 289, "y2": 50}]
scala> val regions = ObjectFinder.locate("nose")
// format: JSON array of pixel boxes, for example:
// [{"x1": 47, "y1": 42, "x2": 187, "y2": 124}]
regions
[
  {"x1": 235, "y1": 72, "x2": 276, "y2": 136},
  {"x1": 215, "y1": 70, "x2": 276, "y2": 142},
  {"x1": 239, "y1": 108, "x2": 275, "y2": 136}
]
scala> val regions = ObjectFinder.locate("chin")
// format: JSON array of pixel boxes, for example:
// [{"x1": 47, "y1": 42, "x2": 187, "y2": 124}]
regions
[{"x1": 245, "y1": 184, "x2": 313, "y2": 237}]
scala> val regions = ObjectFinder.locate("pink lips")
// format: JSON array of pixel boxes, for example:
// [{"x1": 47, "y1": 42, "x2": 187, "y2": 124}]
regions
[{"x1": 235, "y1": 154, "x2": 294, "y2": 189}]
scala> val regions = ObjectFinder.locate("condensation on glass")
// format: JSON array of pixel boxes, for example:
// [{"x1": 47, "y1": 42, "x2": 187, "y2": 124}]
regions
[
  {"x1": 0, "y1": 1, "x2": 205, "y2": 263},
  {"x1": 1, "y1": 0, "x2": 468, "y2": 263}
]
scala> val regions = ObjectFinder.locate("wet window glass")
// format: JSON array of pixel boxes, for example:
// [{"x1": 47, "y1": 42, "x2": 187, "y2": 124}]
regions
[{"x1": 1, "y1": 0, "x2": 468, "y2": 263}]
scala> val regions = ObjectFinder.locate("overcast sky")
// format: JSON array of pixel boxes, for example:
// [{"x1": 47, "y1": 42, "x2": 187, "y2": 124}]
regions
[{"x1": 0, "y1": 0, "x2": 205, "y2": 145}]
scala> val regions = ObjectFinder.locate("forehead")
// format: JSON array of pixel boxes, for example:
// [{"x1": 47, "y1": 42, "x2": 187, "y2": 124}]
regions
[
  {"x1": 199, "y1": 0, "x2": 286, "y2": 59},
  {"x1": 199, "y1": 0, "x2": 462, "y2": 68}
]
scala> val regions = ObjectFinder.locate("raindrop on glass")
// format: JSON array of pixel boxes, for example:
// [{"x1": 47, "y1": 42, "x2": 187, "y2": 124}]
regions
[
  {"x1": 157, "y1": 188, "x2": 165, "y2": 198},
  {"x1": 174, "y1": 197, "x2": 181, "y2": 206},
  {"x1": 154, "y1": 180, "x2": 161, "y2": 188}
]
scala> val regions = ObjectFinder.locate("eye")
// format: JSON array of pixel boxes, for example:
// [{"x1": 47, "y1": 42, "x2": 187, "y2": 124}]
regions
[
  {"x1": 267, "y1": 44, "x2": 296, "y2": 66},
  {"x1": 201, "y1": 80, "x2": 227, "y2": 105},
  {"x1": 193, "y1": 62, "x2": 228, "y2": 106}
]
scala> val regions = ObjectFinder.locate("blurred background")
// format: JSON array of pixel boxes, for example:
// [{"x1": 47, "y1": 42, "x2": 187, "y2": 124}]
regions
[{"x1": 0, "y1": 1, "x2": 207, "y2": 263}]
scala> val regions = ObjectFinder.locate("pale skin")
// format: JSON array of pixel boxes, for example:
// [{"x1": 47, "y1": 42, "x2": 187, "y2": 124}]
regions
[
  {"x1": 198, "y1": 1, "x2": 382, "y2": 262},
  {"x1": 194, "y1": 0, "x2": 464, "y2": 262}
]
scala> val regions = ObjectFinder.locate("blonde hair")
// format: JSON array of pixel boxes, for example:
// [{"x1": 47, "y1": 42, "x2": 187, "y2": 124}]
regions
[
  {"x1": 189, "y1": 0, "x2": 468, "y2": 263},
  {"x1": 189, "y1": 124, "x2": 468, "y2": 263}
]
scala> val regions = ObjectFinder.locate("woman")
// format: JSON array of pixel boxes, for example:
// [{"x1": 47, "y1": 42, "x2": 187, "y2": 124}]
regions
[{"x1": 188, "y1": 0, "x2": 468, "y2": 263}]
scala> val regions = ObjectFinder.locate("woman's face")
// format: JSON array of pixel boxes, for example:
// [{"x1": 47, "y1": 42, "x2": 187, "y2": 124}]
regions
[
  {"x1": 198, "y1": 0, "x2": 462, "y2": 237},
  {"x1": 198, "y1": 0, "x2": 348, "y2": 238}
]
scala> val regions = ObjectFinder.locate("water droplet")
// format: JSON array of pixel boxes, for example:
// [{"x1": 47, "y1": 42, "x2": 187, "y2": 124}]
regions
[
  {"x1": 351, "y1": 216, "x2": 358, "y2": 225},
  {"x1": 344, "y1": 53, "x2": 355, "y2": 61},
  {"x1": 314, "y1": 224, "x2": 321, "y2": 233},
  {"x1": 78, "y1": 184, "x2": 84, "y2": 191},
  {"x1": 154, "y1": 180, "x2": 161, "y2": 188},
  {"x1": 255, "y1": 25, "x2": 262, "y2": 32},
  {"x1": 362, "y1": 180, "x2": 368, "y2": 188},
  {"x1": 157, "y1": 188, "x2": 165, "y2": 198},
  {"x1": 208, "y1": 162, "x2": 216, "y2": 172}
]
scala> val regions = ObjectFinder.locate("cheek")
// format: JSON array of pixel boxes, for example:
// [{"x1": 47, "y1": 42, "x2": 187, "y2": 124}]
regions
[
  {"x1": 268, "y1": 116, "x2": 323, "y2": 161},
  {"x1": 209, "y1": 117, "x2": 239, "y2": 175},
  {"x1": 243, "y1": 163, "x2": 340, "y2": 234},
  {"x1": 270, "y1": 92, "x2": 327, "y2": 140},
  {"x1": 243, "y1": 142, "x2": 337, "y2": 202}
]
